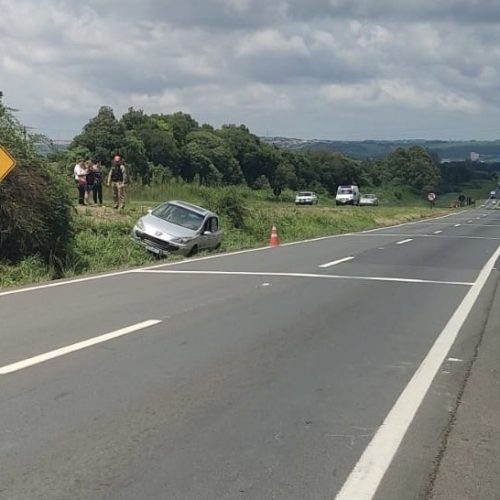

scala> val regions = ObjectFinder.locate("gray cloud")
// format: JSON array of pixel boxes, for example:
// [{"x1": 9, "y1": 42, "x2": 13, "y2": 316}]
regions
[{"x1": 1, "y1": 0, "x2": 500, "y2": 140}]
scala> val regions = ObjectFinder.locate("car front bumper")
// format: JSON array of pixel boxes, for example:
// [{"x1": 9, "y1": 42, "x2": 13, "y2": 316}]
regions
[{"x1": 132, "y1": 229, "x2": 185, "y2": 256}]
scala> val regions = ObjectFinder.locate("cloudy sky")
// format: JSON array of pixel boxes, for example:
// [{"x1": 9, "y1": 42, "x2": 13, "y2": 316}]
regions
[{"x1": 2, "y1": 0, "x2": 500, "y2": 141}]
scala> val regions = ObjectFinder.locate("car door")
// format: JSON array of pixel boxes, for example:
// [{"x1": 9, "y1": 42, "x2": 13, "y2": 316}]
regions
[{"x1": 199, "y1": 216, "x2": 220, "y2": 249}]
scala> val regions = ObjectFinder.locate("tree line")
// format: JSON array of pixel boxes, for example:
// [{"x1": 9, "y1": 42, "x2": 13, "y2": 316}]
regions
[{"x1": 50, "y1": 106, "x2": 445, "y2": 196}]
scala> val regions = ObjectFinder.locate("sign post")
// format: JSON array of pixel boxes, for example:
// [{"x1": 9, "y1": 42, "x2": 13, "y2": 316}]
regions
[
  {"x1": 0, "y1": 145, "x2": 16, "y2": 183},
  {"x1": 427, "y1": 192, "x2": 436, "y2": 208}
]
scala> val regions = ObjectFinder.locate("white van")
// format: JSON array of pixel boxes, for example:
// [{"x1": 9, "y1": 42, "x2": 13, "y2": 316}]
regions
[{"x1": 336, "y1": 185, "x2": 360, "y2": 206}]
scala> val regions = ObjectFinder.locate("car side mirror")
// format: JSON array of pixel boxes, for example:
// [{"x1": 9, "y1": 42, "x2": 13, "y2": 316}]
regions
[{"x1": 203, "y1": 230, "x2": 212, "y2": 235}]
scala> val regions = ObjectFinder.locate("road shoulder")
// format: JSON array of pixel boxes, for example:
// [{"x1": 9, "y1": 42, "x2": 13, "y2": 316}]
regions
[
  {"x1": 429, "y1": 268, "x2": 500, "y2": 499},
  {"x1": 373, "y1": 269, "x2": 500, "y2": 500}
]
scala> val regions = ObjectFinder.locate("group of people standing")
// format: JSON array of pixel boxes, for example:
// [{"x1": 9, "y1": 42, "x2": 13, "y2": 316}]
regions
[{"x1": 73, "y1": 155, "x2": 128, "y2": 209}]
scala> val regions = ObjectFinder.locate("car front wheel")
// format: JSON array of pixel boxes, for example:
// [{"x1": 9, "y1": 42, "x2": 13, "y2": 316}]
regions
[{"x1": 188, "y1": 245, "x2": 198, "y2": 257}]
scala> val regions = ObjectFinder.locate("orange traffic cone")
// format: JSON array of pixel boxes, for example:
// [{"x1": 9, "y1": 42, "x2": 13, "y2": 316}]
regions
[{"x1": 269, "y1": 225, "x2": 279, "y2": 247}]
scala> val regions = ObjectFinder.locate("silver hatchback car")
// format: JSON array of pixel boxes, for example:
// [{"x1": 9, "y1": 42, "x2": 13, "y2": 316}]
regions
[{"x1": 132, "y1": 200, "x2": 222, "y2": 256}]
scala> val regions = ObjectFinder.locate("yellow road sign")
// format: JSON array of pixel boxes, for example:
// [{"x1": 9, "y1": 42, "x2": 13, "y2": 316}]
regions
[{"x1": 0, "y1": 145, "x2": 16, "y2": 183}]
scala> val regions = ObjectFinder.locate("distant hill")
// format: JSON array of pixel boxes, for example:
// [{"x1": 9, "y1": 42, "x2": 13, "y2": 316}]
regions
[
  {"x1": 262, "y1": 137, "x2": 500, "y2": 162},
  {"x1": 36, "y1": 140, "x2": 71, "y2": 155}
]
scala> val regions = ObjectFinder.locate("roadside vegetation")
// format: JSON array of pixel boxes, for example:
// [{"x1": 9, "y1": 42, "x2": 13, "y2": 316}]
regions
[
  {"x1": 0, "y1": 181, "x2": 454, "y2": 288},
  {"x1": 0, "y1": 98, "x2": 495, "y2": 289}
]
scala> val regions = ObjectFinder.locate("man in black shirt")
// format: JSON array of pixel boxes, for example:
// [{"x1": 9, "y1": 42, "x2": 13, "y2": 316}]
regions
[{"x1": 107, "y1": 155, "x2": 128, "y2": 209}]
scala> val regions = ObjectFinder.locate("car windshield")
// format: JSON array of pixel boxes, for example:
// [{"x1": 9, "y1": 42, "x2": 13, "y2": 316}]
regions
[
  {"x1": 338, "y1": 188, "x2": 353, "y2": 194},
  {"x1": 152, "y1": 203, "x2": 204, "y2": 231},
  {"x1": 298, "y1": 192, "x2": 312, "y2": 196}
]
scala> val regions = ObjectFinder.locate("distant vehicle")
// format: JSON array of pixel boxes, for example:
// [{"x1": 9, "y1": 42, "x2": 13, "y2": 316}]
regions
[
  {"x1": 489, "y1": 190, "x2": 496, "y2": 199},
  {"x1": 295, "y1": 191, "x2": 318, "y2": 205},
  {"x1": 132, "y1": 200, "x2": 222, "y2": 257},
  {"x1": 336, "y1": 185, "x2": 360, "y2": 206},
  {"x1": 359, "y1": 193, "x2": 379, "y2": 206}
]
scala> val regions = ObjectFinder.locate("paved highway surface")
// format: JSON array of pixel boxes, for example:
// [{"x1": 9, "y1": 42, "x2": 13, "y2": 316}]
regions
[{"x1": 1, "y1": 207, "x2": 500, "y2": 499}]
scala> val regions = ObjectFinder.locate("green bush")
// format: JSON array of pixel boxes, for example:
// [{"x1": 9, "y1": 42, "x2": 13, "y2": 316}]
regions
[
  {"x1": 202, "y1": 187, "x2": 247, "y2": 229},
  {"x1": 0, "y1": 101, "x2": 74, "y2": 276}
]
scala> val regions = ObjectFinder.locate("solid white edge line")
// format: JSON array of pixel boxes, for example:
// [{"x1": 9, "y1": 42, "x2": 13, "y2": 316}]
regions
[
  {"x1": 319, "y1": 256, "x2": 354, "y2": 269},
  {"x1": 133, "y1": 269, "x2": 473, "y2": 287},
  {"x1": 396, "y1": 239, "x2": 413, "y2": 245},
  {"x1": 0, "y1": 319, "x2": 162, "y2": 375},
  {"x1": 0, "y1": 209, "x2": 471, "y2": 298},
  {"x1": 334, "y1": 242, "x2": 500, "y2": 500}
]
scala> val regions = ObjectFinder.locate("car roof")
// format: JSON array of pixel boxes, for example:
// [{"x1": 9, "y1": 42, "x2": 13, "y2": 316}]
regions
[{"x1": 167, "y1": 200, "x2": 216, "y2": 217}]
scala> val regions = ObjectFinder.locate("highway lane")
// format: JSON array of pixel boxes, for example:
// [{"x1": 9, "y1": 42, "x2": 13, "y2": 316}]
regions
[{"x1": 1, "y1": 208, "x2": 499, "y2": 499}]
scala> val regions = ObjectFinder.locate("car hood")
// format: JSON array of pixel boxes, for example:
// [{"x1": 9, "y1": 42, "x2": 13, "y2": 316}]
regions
[{"x1": 139, "y1": 214, "x2": 198, "y2": 239}]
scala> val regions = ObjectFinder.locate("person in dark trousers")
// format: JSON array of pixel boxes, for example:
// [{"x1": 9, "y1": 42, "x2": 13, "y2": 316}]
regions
[
  {"x1": 90, "y1": 160, "x2": 103, "y2": 205},
  {"x1": 73, "y1": 158, "x2": 88, "y2": 205},
  {"x1": 107, "y1": 155, "x2": 128, "y2": 209},
  {"x1": 85, "y1": 159, "x2": 95, "y2": 205}
]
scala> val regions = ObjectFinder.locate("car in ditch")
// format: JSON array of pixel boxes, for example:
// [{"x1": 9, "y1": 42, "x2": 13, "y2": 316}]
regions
[
  {"x1": 132, "y1": 200, "x2": 222, "y2": 257},
  {"x1": 295, "y1": 191, "x2": 318, "y2": 205},
  {"x1": 359, "y1": 193, "x2": 379, "y2": 206}
]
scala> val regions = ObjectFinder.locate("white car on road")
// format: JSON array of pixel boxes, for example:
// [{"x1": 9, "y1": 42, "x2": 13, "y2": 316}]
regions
[
  {"x1": 359, "y1": 193, "x2": 379, "y2": 206},
  {"x1": 295, "y1": 191, "x2": 318, "y2": 205}
]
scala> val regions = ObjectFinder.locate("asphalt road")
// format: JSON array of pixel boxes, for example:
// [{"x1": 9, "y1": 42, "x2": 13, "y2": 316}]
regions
[{"x1": 1, "y1": 207, "x2": 500, "y2": 499}]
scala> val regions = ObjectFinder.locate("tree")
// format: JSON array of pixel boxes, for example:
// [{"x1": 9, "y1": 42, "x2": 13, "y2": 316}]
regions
[
  {"x1": 270, "y1": 161, "x2": 296, "y2": 197},
  {"x1": 217, "y1": 124, "x2": 269, "y2": 185},
  {"x1": 184, "y1": 142, "x2": 222, "y2": 185},
  {"x1": 71, "y1": 106, "x2": 125, "y2": 163},
  {"x1": 384, "y1": 146, "x2": 441, "y2": 191},
  {"x1": 122, "y1": 131, "x2": 149, "y2": 182},
  {"x1": 0, "y1": 98, "x2": 73, "y2": 276},
  {"x1": 121, "y1": 107, "x2": 148, "y2": 131},
  {"x1": 186, "y1": 130, "x2": 245, "y2": 184},
  {"x1": 136, "y1": 116, "x2": 181, "y2": 177},
  {"x1": 164, "y1": 112, "x2": 199, "y2": 145}
]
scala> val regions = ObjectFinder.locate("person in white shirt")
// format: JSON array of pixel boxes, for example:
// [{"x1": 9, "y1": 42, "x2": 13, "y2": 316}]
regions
[{"x1": 73, "y1": 158, "x2": 89, "y2": 205}]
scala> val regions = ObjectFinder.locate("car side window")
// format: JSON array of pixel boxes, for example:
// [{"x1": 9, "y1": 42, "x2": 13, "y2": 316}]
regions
[
  {"x1": 204, "y1": 217, "x2": 218, "y2": 233},
  {"x1": 209, "y1": 217, "x2": 218, "y2": 232}
]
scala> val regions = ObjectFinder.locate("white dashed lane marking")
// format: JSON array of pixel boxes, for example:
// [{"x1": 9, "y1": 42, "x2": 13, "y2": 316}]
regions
[
  {"x1": 319, "y1": 256, "x2": 354, "y2": 269},
  {"x1": 0, "y1": 320, "x2": 162, "y2": 375}
]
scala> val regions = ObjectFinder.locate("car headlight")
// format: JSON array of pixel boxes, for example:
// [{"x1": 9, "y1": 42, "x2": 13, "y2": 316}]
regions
[
  {"x1": 171, "y1": 237, "x2": 191, "y2": 244},
  {"x1": 136, "y1": 219, "x2": 145, "y2": 231}
]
